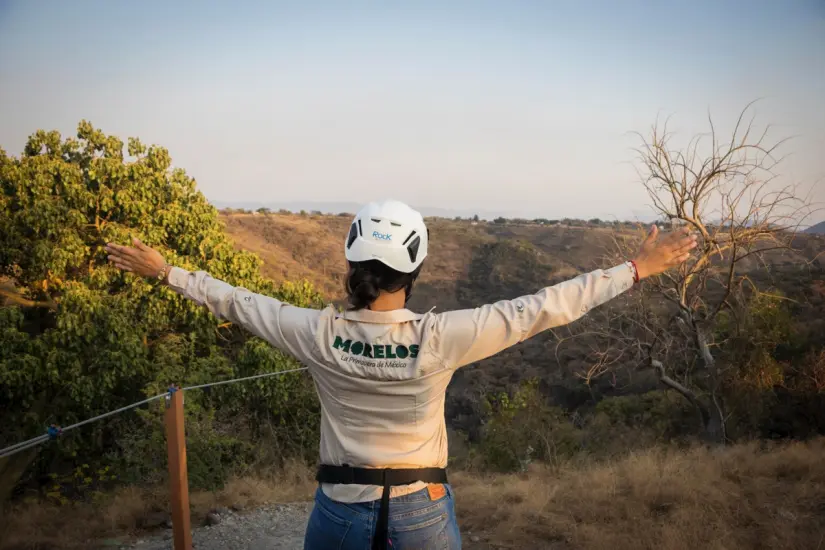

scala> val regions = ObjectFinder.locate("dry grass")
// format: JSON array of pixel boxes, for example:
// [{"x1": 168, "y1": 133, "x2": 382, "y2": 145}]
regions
[
  {"x1": 221, "y1": 213, "x2": 354, "y2": 300},
  {"x1": 453, "y1": 439, "x2": 825, "y2": 550},
  {"x1": 3, "y1": 442, "x2": 825, "y2": 549},
  {"x1": 0, "y1": 460, "x2": 316, "y2": 550}
]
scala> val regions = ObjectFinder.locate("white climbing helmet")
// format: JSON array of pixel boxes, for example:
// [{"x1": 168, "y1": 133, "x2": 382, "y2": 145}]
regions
[{"x1": 344, "y1": 200, "x2": 429, "y2": 273}]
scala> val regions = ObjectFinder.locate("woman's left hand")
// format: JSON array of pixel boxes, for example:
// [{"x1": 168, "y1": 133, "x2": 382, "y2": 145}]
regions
[
  {"x1": 632, "y1": 225, "x2": 698, "y2": 280},
  {"x1": 105, "y1": 238, "x2": 167, "y2": 279}
]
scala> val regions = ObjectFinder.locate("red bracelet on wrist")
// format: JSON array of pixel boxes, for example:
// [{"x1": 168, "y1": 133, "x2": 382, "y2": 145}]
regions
[{"x1": 629, "y1": 260, "x2": 640, "y2": 284}]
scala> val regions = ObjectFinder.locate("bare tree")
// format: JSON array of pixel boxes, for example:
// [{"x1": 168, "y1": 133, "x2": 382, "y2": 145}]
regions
[{"x1": 560, "y1": 101, "x2": 813, "y2": 443}]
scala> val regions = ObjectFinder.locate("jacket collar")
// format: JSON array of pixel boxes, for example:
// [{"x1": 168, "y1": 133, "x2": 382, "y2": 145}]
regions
[{"x1": 337, "y1": 308, "x2": 427, "y2": 324}]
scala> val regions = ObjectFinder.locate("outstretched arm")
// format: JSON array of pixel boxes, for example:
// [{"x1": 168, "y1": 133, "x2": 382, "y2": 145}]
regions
[
  {"x1": 429, "y1": 226, "x2": 697, "y2": 369},
  {"x1": 105, "y1": 239, "x2": 320, "y2": 362}
]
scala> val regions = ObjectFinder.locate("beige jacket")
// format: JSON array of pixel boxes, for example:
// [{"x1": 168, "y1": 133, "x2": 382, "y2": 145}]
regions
[{"x1": 167, "y1": 262, "x2": 635, "y2": 503}]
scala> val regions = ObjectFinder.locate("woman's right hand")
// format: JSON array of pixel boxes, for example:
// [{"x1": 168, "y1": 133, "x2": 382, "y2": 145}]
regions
[
  {"x1": 633, "y1": 225, "x2": 698, "y2": 280},
  {"x1": 105, "y1": 238, "x2": 168, "y2": 280}
]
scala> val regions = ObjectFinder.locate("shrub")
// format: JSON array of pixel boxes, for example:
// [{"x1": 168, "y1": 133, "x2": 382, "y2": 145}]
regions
[{"x1": 477, "y1": 379, "x2": 580, "y2": 472}]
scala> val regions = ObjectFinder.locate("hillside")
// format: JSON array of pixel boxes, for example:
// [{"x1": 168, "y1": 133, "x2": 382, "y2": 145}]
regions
[
  {"x1": 221, "y1": 212, "x2": 648, "y2": 308},
  {"x1": 220, "y1": 212, "x2": 824, "y2": 307},
  {"x1": 220, "y1": 211, "x2": 825, "y2": 436}
]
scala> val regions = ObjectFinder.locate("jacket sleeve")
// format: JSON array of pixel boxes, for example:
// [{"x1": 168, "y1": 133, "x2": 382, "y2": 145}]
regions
[
  {"x1": 429, "y1": 263, "x2": 635, "y2": 370},
  {"x1": 167, "y1": 267, "x2": 321, "y2": 364}
]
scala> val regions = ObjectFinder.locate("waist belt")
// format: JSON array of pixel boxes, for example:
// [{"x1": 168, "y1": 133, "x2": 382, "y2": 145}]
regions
[{"x1": 316, "y1": 465, "x2": 449, "y2": 550}]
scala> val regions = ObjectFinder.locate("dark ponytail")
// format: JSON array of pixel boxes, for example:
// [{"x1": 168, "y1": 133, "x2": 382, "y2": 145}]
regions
[{"x1": 345, "y1": 260, "x2": 422, "y2": 310}]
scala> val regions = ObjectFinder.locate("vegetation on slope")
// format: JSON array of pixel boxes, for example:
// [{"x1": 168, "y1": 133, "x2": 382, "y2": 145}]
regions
[{"x1": 219, "y1": 210, "x2": 825, "y2": 446}]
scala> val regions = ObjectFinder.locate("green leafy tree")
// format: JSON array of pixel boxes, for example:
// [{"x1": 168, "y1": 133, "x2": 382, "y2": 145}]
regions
[{"x1": 0, "y1": 122, "x2": 323, "y2": 499}]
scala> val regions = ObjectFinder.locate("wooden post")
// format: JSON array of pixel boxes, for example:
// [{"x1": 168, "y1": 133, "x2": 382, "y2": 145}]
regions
[{"x1": 165, "y1": 386, "x2": 193, "y2": 550}]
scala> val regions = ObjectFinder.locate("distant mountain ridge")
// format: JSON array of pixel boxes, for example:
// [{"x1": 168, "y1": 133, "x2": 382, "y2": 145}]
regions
[
  {"x1": 805, "y1": 221, "x2": 825, "y2": 235},
  {"x1": 210, "y1": 199, "x2": 658, "y2": 223},
  {"x1": 213, "y1": 200, "x2": 496, "y2": 219}
]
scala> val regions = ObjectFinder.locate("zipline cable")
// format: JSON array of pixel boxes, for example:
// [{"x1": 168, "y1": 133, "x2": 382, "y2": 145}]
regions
[{"x1": 0, "y1": 367, "x2": 309, "y2": 460}]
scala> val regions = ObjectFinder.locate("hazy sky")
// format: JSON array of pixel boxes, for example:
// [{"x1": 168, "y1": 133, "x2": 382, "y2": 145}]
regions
[{"x1": 1, "y1": 0, "x2": 823, "y2": 220}]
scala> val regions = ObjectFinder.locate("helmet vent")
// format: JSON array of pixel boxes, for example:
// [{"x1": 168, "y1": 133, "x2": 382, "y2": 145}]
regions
[
  {"x1": 347, "y1": 223, "x2": 358, "y2": 249},
  {"x1": 371, "y1": 218, "x2": 382, "y2": 223},
  {"x1": 357, "y1": 219, "x2": 363, "y2": 236},
  {"x1": 407, "y1": 235, "x2": 421, "y2": 263},
  {"x1": 402, "y1": 230, "x2": 417, "y2": 245},
  {"x1": 390, "y1": 222, "x2": 401, "y2": 227}
]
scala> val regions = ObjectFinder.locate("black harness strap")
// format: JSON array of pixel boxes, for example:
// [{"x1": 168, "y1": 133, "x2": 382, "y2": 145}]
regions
[{"x1": 316, "y1": 465, "x2": 448, "y2": 550}]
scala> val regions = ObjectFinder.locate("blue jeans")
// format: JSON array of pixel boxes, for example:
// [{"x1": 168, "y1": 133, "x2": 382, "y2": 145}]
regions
[{"x1": 304, "y1": 484, "x2": 462, "y2": 550}]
